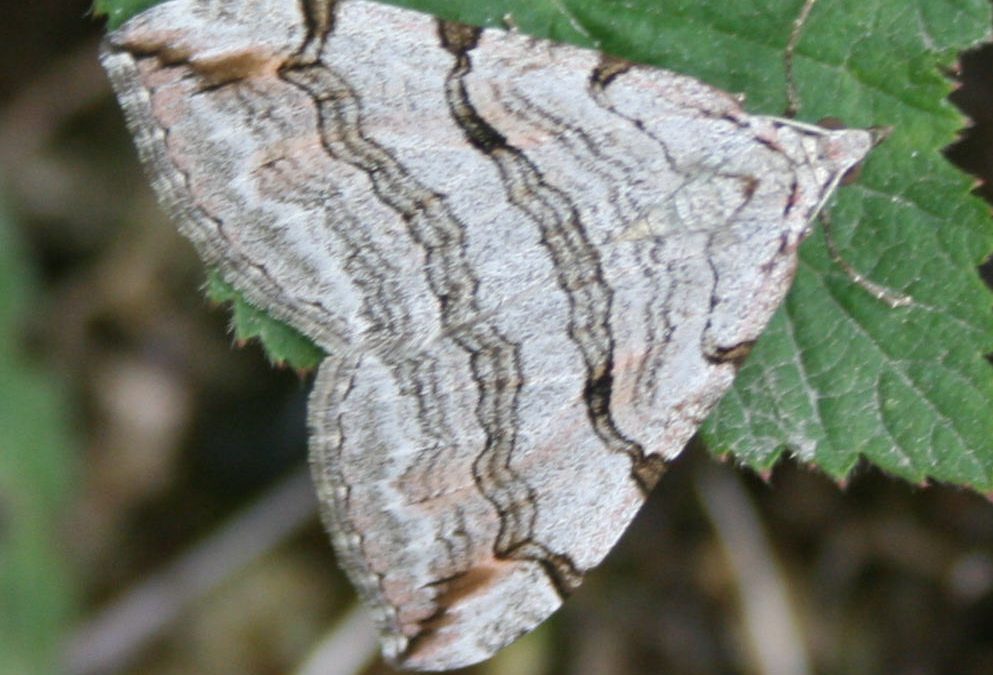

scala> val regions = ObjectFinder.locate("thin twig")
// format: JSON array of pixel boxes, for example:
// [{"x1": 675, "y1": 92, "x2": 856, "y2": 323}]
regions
[
  {"x1": 295, "y1": 604, "x2": 379, "y2": 675},
  {"x1": 695, "y1": 464, "x2": 812, "y2": 675},
  {"x1": 63, "y1": 466, "x2": 319, "y2": 675}
]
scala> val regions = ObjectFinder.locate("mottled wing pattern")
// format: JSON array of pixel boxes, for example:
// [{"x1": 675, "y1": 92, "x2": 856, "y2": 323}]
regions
[{"x1": 101, "y1": 0, "x2": 872, "y2": 669}]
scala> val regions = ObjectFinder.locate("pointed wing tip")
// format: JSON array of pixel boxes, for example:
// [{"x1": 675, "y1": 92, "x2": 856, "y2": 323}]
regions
[
  {"x1": 377, "y1": 558, "x2": 568, "y2": 671},
  {"x1": 824, "y1": 127, "x2": 875, "y2": 171}
]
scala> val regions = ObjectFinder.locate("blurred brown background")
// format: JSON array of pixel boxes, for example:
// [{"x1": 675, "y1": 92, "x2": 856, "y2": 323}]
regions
[{"x1": 3, "y1": 2, "x2": 993, "y2": 674}]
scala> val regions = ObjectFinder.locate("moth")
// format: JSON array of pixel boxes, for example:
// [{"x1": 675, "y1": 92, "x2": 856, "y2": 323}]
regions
[{"x1": 101, "y1": 0, "x2": 872, "y2": 669}]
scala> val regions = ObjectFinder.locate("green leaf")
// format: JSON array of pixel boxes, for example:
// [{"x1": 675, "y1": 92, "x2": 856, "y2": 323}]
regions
[
  {"x1": 93, "y1": 0, "x2": 163, "y2": 30},
  {"x1": 695, "y1": 0, "x2": 993, "y2": 491},
  {"x1": 0, "y1": 196, "x2": 77, "y2": 674},
  {"x1": 204, "y1": 271, "x2": 325, "y2": 372},
  {"x1": 96, "y1": 0, "x2": 993, "y2": 490}
]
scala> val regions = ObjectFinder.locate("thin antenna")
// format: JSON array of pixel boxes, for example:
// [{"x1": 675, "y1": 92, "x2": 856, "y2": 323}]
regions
[{"x1": 785, "y1": 0, "x2": 914, "y2": 309}]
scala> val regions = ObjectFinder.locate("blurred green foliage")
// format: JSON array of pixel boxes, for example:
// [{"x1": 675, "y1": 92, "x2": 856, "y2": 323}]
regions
[{"x1": 0, "y1": 195, "x2": 77, "y2": 674}]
